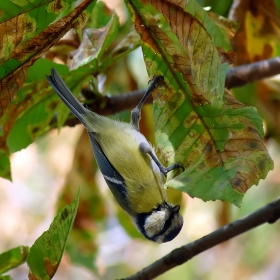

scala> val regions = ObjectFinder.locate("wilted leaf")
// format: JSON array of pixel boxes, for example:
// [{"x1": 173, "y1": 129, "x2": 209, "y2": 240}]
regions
[
  {"x1": 229, "y1": 0, "x2": 280, "y2": 64},
  {"x1": 70, "y1": 9, "x2": 119, "y2": 70},
  {"x1": 27, "y1": 189, "x2": 80, "y2": 280},
  {"x1": 126, "y1": 0, "x2": 273, "y2": 206},
  {"x1": 229, "y1": 0, "x2": 280, "y2": 142},
  {"x1": 0, "y1": 246, "x2": 29, "y2": 274},
  {"x1": 0, "y1": 0, "x2": 96, "y2": 117}
]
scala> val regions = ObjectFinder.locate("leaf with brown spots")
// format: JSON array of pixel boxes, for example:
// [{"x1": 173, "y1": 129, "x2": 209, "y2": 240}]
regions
[
  {"x1": 27, "y1": 189, "x2": 79, "y2": 279},
  {"x1": 126, "y1": 0, "x2": 273, "y2": 206},
  {"x1": 141, "y1": 0, "x2": 233, "y2": 108},
  {"x1": 0, "y1": 59, "x2": 92, "y2": 157},
  {"x1": 0, "y1": 0, "x2": 97, "y2": 118}
]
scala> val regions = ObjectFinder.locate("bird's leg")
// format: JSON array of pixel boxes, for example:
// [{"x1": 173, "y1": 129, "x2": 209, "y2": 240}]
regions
[
  {"x1": 131, "y1": 76, "x2": 164, "y2": 131},
  {"x1": 139, "y1": 142, "x2": 184, "y2": 177}
]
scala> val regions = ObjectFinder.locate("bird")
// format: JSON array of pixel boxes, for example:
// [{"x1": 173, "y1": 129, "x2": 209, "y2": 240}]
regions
[{"x1": 46, "y1": 68, "x2": 184, "y2": 243}]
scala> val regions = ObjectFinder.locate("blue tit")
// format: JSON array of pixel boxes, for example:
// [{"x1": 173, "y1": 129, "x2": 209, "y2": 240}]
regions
[{"x1": 46, "y1": 68, "x2": 184, "y2": 243}]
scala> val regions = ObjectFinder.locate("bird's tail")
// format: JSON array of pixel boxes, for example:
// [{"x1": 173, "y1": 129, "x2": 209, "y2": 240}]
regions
[{"x1": 46, "y1": 68, "x2": 87, "y2": 125}]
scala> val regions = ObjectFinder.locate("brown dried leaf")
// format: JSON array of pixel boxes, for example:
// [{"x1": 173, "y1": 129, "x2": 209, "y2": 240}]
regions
[
  {"x1": 229, "y1": 0, "x2": 280, "y2": 142},
  {"x1": 229, "y1": 0, "x2": 280, "y2": 64}
]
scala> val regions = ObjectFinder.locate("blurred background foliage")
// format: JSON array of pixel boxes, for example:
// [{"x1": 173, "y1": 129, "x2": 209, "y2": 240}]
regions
[{"x1": 0, "y1": 0, "x2": 280, "y2": 279}]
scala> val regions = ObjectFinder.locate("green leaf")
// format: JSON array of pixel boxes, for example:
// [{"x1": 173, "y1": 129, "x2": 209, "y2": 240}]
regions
[
  {"x1": 0, "y1": 246, "x2": 29, "y2": 274},
  {"x1": 0, "y1": 0, "x2": 77, "y2": 25},
  {"x1": 88, "y1": 0, "x2": 114, "y2": 28},
  {"x1": 182, "y1": 0, "x2": 232, "y2": 51},
  {"x1": 126, "y1": 0, "x2": 274, "y2": 206},
  {"x1": 27, "y1": 189, "x2": 80, "y2": 280},
  {"x1": 0, "y1": 150, "x2": 11, "y2": 180}
]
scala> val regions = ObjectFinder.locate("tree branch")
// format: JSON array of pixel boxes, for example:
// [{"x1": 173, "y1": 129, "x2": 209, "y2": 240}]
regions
[
  {"x1": 225, "y1": 57, "x2": 280, "y2": 89},
  {"x1": 58, "y1": 89, "x2": 150, "y2": 127},
  {"x1": 57, "y1": 57, "x2": 280, "y2": 127},
  {"x1": 124, "y1": 198, "x2": 280, "y2": 280}
]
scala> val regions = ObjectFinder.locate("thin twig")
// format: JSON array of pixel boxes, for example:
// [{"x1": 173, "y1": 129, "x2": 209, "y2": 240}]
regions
[{"x1": 124, "y1": 198, "x2": 280, "y2": 280}]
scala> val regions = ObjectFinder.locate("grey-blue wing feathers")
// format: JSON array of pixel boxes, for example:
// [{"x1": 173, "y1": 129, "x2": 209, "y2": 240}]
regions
[{"x1": 87, "y1": 133, "x2": 133, "y2": 214}]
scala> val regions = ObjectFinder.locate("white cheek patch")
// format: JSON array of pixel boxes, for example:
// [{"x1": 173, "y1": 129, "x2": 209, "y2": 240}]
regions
[{"x1": 144, "y1": 211, "x2": 167, "y2": 238}]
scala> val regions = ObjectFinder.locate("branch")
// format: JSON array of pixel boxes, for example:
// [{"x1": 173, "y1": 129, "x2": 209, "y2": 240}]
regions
[
  {"x1": 51, "y1": 89, "x2": 152, "y2": 127},
  {"x1": 124, "y1": 197, "x2": 280, "y2": 280},
  {"x1": 57, "y1": 57, "x2": 280, "y2": 127},
  {"x1": 84, "y1": 89, "x2": 152, "y2": 115},
  {"x1": 225, "y1": 57, "x2": 280, "y2": 89}
]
